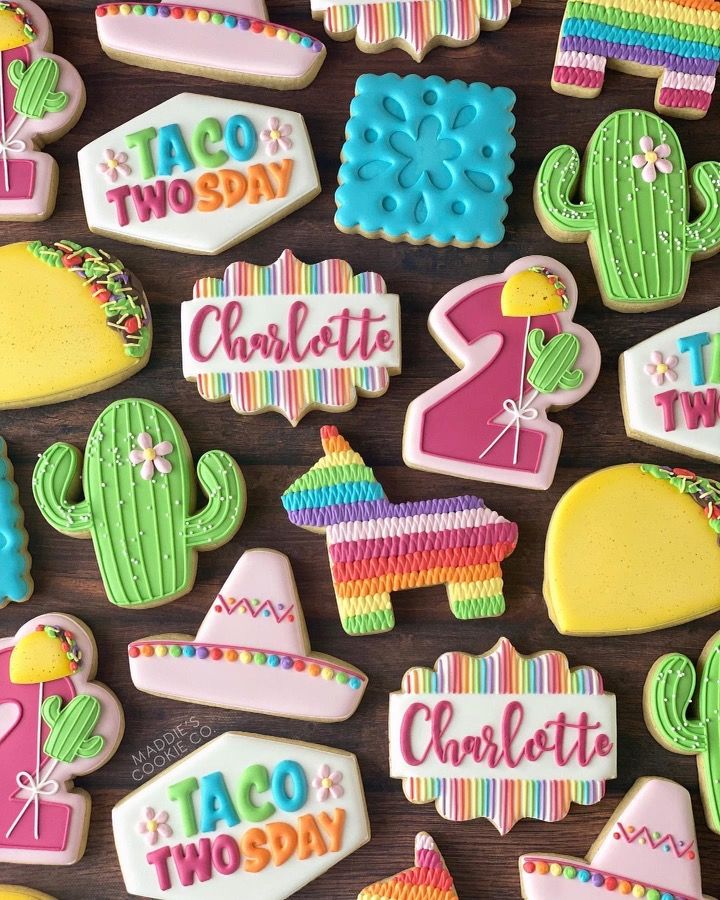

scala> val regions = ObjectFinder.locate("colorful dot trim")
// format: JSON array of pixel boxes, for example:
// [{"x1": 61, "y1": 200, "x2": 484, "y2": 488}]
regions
[
  {"x1": 128, "y1": 641, "x2": 364, "y2": 690},
  {"x1": 95, "y1": 3, "x2": 324, "y2": 51},
  {"x1": 0, "y1": 2, "x2": 36, "y2": 43},
  {"x1": 522, "y1": 858, "x2": 686, "y2": 899},
  {"x1": 36, "y1": 624, "x2": 82, "y2": 673}
]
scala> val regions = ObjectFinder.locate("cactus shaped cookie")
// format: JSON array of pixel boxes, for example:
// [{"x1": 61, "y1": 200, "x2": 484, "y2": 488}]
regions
[
  {"x1": 535, "y1": 109, "x2": 720, "y2": 312},
  {"x1": 33, "y1": 398, "x2": 246, "y2": 609},
  {"x1": 645, "y1": 629, "x2": 720, "y2": 835},
  {"x1": 42, "y1": 694, "x2": 104, "y2": 763}
]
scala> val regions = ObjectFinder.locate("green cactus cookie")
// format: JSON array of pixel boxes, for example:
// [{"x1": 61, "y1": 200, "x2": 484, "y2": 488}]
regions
[
  {"x1": 8, "y1": 57, "x2": 69, "y2": 119},
  {"x1": 644, "y1": 629, "x2": 720, "y2": 834},
  {"x1": 527, "y1": 330, "x2": 583, "y2": 394},
  {"x1": 535, "y1": 108, "x2": 720, "y2": 312},
  {"x1": 42, "y1": 694, "x2": 104, "y2": 763},
  {"x1": 32, "y1": 398, "x2": 246, "y2": 609}
]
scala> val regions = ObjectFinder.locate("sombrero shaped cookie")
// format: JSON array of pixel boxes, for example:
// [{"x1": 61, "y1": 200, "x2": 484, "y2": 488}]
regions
[
  {"x1": 128, "y1": 548, "x2": 367, "y2": 722},
  {"x1": 358, "y1": 832, "x2": 457, "y2": 900},
  {"x1": 95, "y1": 0, "x2": 326, "y2": 89},
  {"x1": 520, "y1": 778, "x2": 716, "y2": 900}
]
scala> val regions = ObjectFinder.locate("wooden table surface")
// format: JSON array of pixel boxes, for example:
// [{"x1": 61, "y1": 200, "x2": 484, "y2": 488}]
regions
[{"x1": 2, "y1": 1, "x2": 720, "y2": 897}]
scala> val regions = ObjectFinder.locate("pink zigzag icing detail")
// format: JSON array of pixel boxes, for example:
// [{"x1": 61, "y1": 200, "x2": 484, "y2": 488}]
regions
[
  {"x1": 215, "y1": 594, "x2": 296, "y2": 623},
  {"x1": 616, "y1": 822, "x2": 695, "y2": 859}
]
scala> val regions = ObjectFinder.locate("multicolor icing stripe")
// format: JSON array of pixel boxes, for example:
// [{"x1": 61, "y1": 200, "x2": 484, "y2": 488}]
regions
[
  {"x1": 191, "y1": 250, "x2": 392, "y2": 424},
  {"x1": 357, "y1": 832, "x2": 457, "y2": 900},
  {"x1": 313, "y1": 0, "x2": 514, "y2": 60},
  {"x1": 282, "y1": 426, "x2": 518, "y2": 635},
  {"x1": 521, "y1": 856, "x2": 695, "y2": 898},
  {"x1": 398, "y1": 640, "x2": 607, "y2": 833},
  {"x1": 553, "y1": 0, "x2": 720, "y2": 116}
]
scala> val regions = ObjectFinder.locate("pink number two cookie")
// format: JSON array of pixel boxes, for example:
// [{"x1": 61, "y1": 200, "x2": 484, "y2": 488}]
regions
[{"x1": 403, "y1": 257, "x2": 601, "y2": 490}]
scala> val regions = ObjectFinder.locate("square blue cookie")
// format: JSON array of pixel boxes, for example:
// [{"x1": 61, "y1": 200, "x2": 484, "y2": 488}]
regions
[{"x1": 335, "y1": 73, "x2": 516, "y2": 248}]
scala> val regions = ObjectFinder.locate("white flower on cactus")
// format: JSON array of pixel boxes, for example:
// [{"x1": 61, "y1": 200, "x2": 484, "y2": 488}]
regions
[
  {"x1": 129, "y1": 432, "x2": 173, "y2": 480},
  {"x1": 632, "y1": 136, "x2": 673, "y2": 184}
]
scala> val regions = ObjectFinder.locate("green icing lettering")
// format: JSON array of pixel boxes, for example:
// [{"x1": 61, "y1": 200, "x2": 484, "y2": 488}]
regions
[
  {"x1": 8, "y1": 57, "x2": 68, "y2": 119},
  {"x1": 535, "y1": 109, "x2": 720, "y2": 310},
  {"x1": 168, "y1": 776, "x2": 200, "y2": 838},
  {"x1": 645, "y1": 632, "x2": 720, "y2": 833},
  {"x1": 192, "y1": 118, "x2": 228, "y2": 169},
  {"x1": 125, "y1": 127, "x2": 158, "y2": 179},
  {"x1": 710, "y1": 333, "x2": 720, "y2": 383},
  {"x1": 32, "y1": 398, "x2": 246, "y2": 608},
  {"x1": 527, "y1": 329, "x2": 583, "y2": 394},
  {"x1": 41, "y1": 694, "x2": 104, "y2": 763},
  {"x1": 236, "y1": 764, "x2": 275, "y2": 823}
]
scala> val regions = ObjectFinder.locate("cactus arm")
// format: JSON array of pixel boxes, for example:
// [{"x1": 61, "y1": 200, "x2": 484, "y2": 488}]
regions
[
  {"x1": 646, "y1": 654, "x2": 708, "y2": 753},
  {"x1": 185, "y1": 451, "x2": 246, "y2": 549},
  {"x1": 535, "y1": 145, "x2": 597, "y2": 239},
  {"x1": 41, "y1": 694, "x2": 104, "y2": 764},
  {"x1": 40, "y1": 694, "x2": 61, "y2": 730},
  {"x1": 6, "y1": 59, "x2": 24, "y2": 90},
  {"x1": 32, "y1": 443, "x2": 92, "y2": 536},
  {"x1": 77, "y1": 734, "x2": 104, "y2": 759},
  {"x1": 686, "y1": 162, "x2": 720, "y2": 257},
  {"x1": 559, "y1": 367, "x2": 583, "y2": 389},
  {"x1": 698, "y1": 637, "x2": 720, "y2": 833},
  {"x1": 527, "y1": 328, "x2": 545, "y2": 360},
  {"x1": 44, "y1": 90, "x2": 69, "y2": 113}
]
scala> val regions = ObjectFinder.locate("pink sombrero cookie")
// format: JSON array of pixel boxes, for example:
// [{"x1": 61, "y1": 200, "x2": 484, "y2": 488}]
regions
[
  {"x1": 128, "y1": 548, "x2": 367, "y2": 722},
  {"x1": 520, "y1": 778, "x2": 716, "y2": 900},
  {"x1": 95, "y1": 0, "x2": 326, "y2": 89}
]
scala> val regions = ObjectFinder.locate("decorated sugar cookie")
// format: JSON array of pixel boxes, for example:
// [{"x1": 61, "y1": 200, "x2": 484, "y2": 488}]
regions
[
  {"x1": 33, "y1": 398, "x2": 246, "y2": 609},
  {"x1": 389, "y1": 639, "x2": 616, "y2": 834},
  {"x1": 78, "y1": 93, "x2": 320, "y2": 255},
  {"x1": 0, "y1": 614, "x2": 123, "y2": 865},
  {"x1": 0, "y1": 888, "x2": 55, "y2": 899},
  {"x1": 520, "y1": 778, "x2": 716, "y2": 900},
  {"x1": 282, "y1": 426, "x2": 518, "y2": 636},
  {"x1": 182, "y1": 249, "x2": 401, "y2": 425},
  {"x1": 336, "y1": 73, "x2": 516, "y2": 248},
  {"x1": 312, "y1": 0, "x2": 519, "y2": 62},
  {"x1": 620, "y1": 307, "x2": 720, "y2": 461},
  {"x1": 0, "y1": 438, "x2": 32, "y2": 607},
  {"x1": 96, "y1": 0, "x2": 325, "y2": 89},
  {"x1": 552, "y1": 0, "x2": 720, "y2": 120},
  {"x1": 404, "y1": 257, "x2": 600, "y2": 490},
  {"x1": 357, "y1": 832, "x2": 457, "y2": 900},
  {"x1": 0, "y1": 240, "x2": 151, "y2": 409},
  {"x1": 128, "y1": 549, "x2": 367, "y2": 721},
  {"x1": 535, "y1": 109, "x2": 720, "y2": 312},
  {"x1": 112, "y1": 731, "x2": 370, "y2": 899},
  {"x1": 544, "y1": 463, "x2": 720, "y2": 635},
  {"x1": 645, "y1": 629, "x2": 720, "y2": 835},
  {"x1": 0, "y1": 1, "x2": 85, "y2": 220}
]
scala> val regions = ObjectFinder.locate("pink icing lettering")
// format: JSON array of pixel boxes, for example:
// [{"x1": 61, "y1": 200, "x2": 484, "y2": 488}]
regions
[
  {"x1": 106, "y1": 185, "x2": 131, "y2": 227},
  {"x1": 680, "y1": 388, "x2": 718, "y2": 429},
  {"x1": 211, "y1": 833, "x2": 241, "y2": 876},
  {"x1": 171, "y1": 837, "x2": 213, "y2": 886},
  {"x1": 130, "y1": 181, "x2": 167, "y2": 222},
  {"x1": 654, "y1": 389, "x2": 678, "y2": 432},
  {"x1": 147, "y1": 845, "x2": 172, "y2": 891},
  {"x1": 167, "y1": 178, "x2": 194, "y2": 215}
]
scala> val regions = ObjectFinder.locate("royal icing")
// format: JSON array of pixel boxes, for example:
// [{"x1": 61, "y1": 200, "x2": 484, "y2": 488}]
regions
[
  {"x1": 312, "y1": 0, "x2": 518, "y2": 62},
  {"x1": 96, "y1": 0, "x2": 325, "y2": 89},
  {"x1": 128, "y1": 549, "x2": 367, "y2": 722},
  {"x1": 544, "y1": 463, "x2": 720, "y2": 635},
  {"x1": 0, "y1": 614, "x2": 123, "y2": 865},
  {"x1": 357, "y1": 832, "x2": 457, "y2": 900},
  {"x1": 32, "y1": 398, "x2": 246, "y2": 609},
  {"x1": 0, "y1": 888, "x2": 56, "y2": 899},
  {"x1": 535, "y1": 108, "x2": 720, "y2": 311},
  {"x1": 645, "y1": 628, "x2": 720, "y2": 835},
  {"x1": 336, "y1": 73, "x2": 516, "y2": 248},
  {"x1": 112, "y1": 731, "x2": 370, "y2": 899},
  {"x1": 404, "y1": 258, "x2": 600, "y2": 490},
  {"x1": 282, "y1": 426, "x2": 519, "y2": 636},
  {"x1": 389, "y1": 640, "x2": 616, "y2": 834},
  {"x1": 182, "y1": 249, "x2": 401, "y2": 425},
  {"x1": 552, "y1": 0, "x2": 720, "y2": 119},
  {"x1": 0, "y1": 1, "x2": 84, "y2": 220},
  {"x1": 0, "y1": 240, "x2": 151, "y2": 409},
  {"x1": 520, "y1": 778, "x2": 714, "y2": 900},
  {"x1": 0, "y1": 437, "x2": 32, "y2": 607},
  {"x1": 621, "y1": 307, "x2": 720, "y2": 461},
  {"x1": 78, "y1": 93, "x2": 320, "y2": 255}
]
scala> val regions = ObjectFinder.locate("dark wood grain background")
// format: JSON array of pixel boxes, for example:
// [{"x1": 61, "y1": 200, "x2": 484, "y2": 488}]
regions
[{"x1": 2, "y1": 1, "x2": 720, "y2": 896}]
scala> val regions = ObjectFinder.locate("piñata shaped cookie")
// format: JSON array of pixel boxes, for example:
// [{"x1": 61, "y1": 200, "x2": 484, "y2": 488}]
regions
[{"x1": 357, "y1": 832, "x2": 457, "y2": 900}]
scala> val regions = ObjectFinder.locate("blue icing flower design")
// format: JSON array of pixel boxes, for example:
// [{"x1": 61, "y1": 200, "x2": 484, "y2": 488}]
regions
[
  {"x1": 0, "y1": 437, "x2": 32, "y2": 606},
  {"x1": 336, "y1": 73, "x2": 516, "y2": 247}
]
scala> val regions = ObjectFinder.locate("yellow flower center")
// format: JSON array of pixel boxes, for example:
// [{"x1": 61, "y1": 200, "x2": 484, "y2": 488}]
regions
[
  {"x1": 321, "y1": 777, "x2": 333, "y2": 789},
  {"x1": 143, "y1": 447, "x2": 157, "y2": 462},
  {"x1": 270, "y1": 129, "x2": 281, "y2": 140},
  {"x1": 644, "y1": 151, "x2": 658, "y2": 164},
  {"x1": 656, "y1": 363, "x2": 668, "y2": 374},
  {"x1": 147, "y1": 820, "x2": 157, "y2": 832},
  {"x1": 108, "y1": 158, "x2": 118, "y2": 169}
]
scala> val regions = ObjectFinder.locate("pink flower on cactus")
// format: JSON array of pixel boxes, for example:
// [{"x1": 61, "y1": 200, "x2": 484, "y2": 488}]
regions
[
  {"x1": 260, "y1": 117, "x2": 293, "y2": 156},
  {"x1": 312, "y1": 764, "x2": 344, "y2": 802},
  {"x1": 129, "y1": 432, "x2": 173, "y2": 480},
  {"x1": 98, "y1": 148, "x2": 131, "y2": 183},
  {"x1": 632, "y1": 136, "x2": 673, "y2": 184},
  {"x1": 644, "y1": 350, "x2": 678, "y2": 386},
  {"x1": 137, "y1": 807, "x2": 172, "y2": 845}
]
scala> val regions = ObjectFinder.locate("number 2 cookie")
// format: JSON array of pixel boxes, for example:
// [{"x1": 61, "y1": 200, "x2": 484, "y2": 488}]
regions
[{"x1": 535, "y1": 108, "x2": 720, "y2": 311}]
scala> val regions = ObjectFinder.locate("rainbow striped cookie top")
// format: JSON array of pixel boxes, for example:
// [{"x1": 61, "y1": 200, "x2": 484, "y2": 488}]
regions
[
  {"x1": 311, "y1": 0, "x2": 520, "y2": 62},
  {"x1": 357, "y1": 832, "x2": 458, "y2": 900},
  {"x1": 182, "y1": 250, "x2": 401, "y2": 425},
  {"x1": 553, "y1": 0, "x2": 720, "y2": 119},
  {"x1": 389, "y1": 639, "x2": 617, "y2": 833}
]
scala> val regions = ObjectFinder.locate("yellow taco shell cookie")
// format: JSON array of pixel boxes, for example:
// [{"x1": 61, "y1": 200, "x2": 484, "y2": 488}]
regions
[
  {"x1": 544, "y1": 463, "x2": 720, "y2": 635},
  {"x1": 9, "y1": 623, "x2": 82, "y2": 684}
]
